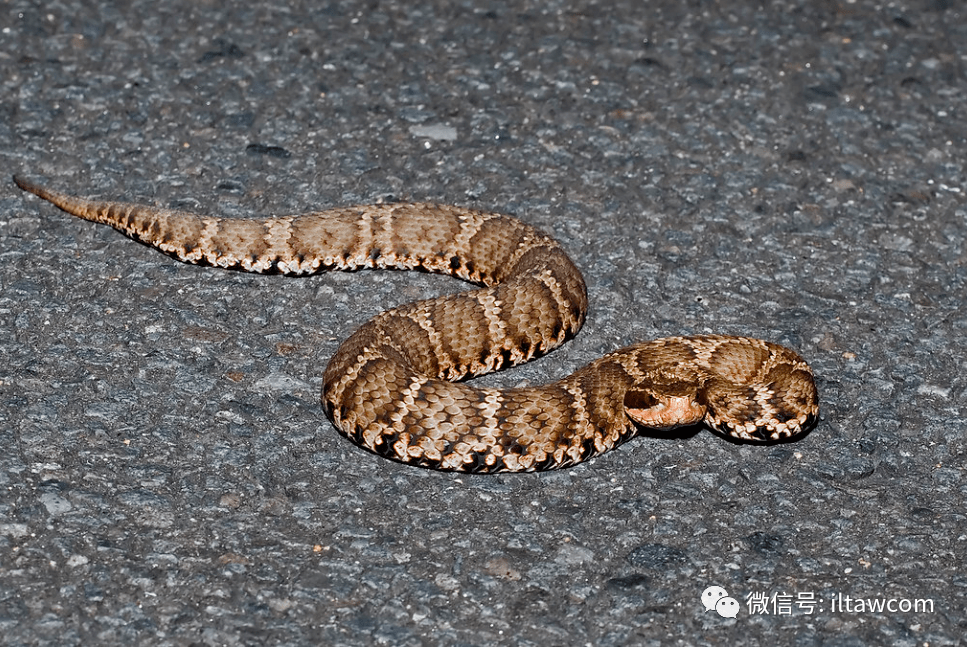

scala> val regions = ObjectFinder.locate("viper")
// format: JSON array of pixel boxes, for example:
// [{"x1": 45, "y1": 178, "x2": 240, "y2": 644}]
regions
[{"x1": 14, "y1": 175, "x2": 819, "y2": 472}]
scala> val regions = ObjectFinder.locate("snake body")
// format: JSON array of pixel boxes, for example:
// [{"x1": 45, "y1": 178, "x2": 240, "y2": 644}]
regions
[{"x1": 14, "y1": 175, "x2": 819, "y2": 472}]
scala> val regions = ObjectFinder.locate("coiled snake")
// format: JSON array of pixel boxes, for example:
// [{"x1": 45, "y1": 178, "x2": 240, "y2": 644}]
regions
[{"x1": 14, "y1": 175, "x2": 819, "y2": 472}]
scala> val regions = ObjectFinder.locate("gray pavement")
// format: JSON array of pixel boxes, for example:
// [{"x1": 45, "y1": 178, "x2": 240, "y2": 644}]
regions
[{"x1": 1, "y1": 1, "x2": 965, "y2": 645}]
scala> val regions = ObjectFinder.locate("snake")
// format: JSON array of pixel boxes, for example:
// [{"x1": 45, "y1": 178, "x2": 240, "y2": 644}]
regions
[{"x1": 13, "y1": 175, "x2": 819, "y2": 473}]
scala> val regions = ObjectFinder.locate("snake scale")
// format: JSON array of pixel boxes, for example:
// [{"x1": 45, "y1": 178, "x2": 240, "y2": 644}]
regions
[{"x1": 14, "y1": 175, "x2": 819, "y2": 473}]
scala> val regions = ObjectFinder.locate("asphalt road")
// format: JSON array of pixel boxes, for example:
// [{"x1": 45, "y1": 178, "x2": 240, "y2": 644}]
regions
[{"x1": 1, "y1": 1, "x2": 965, "y2": 645}]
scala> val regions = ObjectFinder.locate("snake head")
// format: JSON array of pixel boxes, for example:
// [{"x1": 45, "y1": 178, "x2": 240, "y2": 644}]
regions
[{"x1": 623, "y1": 388, "x2": 707, "y2": 430}]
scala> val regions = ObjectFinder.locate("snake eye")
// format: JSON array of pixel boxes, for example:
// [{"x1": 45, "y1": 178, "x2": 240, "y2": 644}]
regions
[{"x1": 624, "y1": 389, "x2": 658, "y2": 410}]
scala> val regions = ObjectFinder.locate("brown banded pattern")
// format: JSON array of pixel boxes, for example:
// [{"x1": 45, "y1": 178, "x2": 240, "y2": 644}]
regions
[{"x1": 14, "y1": 175, "x2": 819, "y2": 472}]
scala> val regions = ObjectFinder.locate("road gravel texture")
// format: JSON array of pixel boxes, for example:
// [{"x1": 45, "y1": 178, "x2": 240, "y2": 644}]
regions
[{"x1": 1, "y1": 1, "x2": 965, "y2": 645}]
